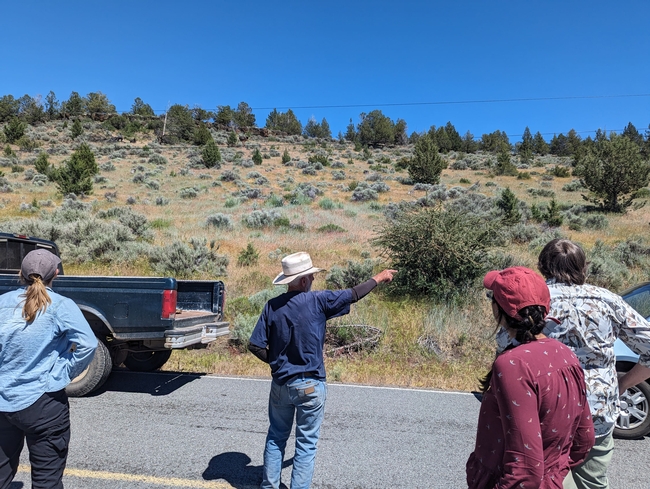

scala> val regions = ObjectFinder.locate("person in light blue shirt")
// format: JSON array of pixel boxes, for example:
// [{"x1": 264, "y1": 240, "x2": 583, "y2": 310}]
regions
[{"x1": 0, "y1": 249, "x2": 97, "y2": 489}]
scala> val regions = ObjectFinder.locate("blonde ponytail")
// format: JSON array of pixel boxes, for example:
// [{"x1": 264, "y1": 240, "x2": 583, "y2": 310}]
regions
[{"x1": 21, "y1": 275, "x2": 52, "y2": 322}]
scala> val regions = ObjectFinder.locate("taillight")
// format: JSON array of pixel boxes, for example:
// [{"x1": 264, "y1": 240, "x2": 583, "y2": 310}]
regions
[{"x1": 162, "y1": 289, "x2": 177, "y2": 319}]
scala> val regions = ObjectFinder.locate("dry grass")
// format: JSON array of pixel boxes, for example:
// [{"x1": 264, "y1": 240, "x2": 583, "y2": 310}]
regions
[{"x1": 2, "y1": 121, "x2": 649, "y2": 392}]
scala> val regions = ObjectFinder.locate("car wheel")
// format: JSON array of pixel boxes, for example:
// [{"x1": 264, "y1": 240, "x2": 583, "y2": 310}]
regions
[{"x1": 614, "y1": 373, "x2": 650, "y2": 439}]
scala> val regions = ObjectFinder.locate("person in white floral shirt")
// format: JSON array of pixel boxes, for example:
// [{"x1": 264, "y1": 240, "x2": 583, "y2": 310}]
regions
[{"x1": 499, "y1": 239, "x2": 650, "y2": 489}]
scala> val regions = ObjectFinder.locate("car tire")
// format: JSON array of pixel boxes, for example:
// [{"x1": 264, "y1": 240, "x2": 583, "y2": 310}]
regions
[
  {"x1": 66, "y1": 340, "x2": 113, "y2": 397},
  {"x1": 614, "y1": 372, "x2": 650, "y2": 439},
  {"x1": 123, "y1": 349, "x2": 172, "y2": 372}
]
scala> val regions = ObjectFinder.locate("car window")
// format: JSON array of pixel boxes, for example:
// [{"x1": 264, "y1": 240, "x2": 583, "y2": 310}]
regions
[{"x1": 624, "y1": 285, "x2": 650, "y2": 320}]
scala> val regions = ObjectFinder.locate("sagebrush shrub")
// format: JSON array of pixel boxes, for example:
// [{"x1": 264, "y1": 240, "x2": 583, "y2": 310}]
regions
[
  {"x1": 242, "y1": 209, "x2": 281, "y2": 228},
  {"x1": 148, "y1": 154, "x2": 168, "y2": 165},
  {"x1": 149, "y1": 237, "x2": 229, "y2": 278},
  {"x1": 220, "y1": 170, "x2": 239, "y2": 182},
  {"x1": 326, "y1": 259, "x2": 375, "y2": 289},
  {"x1": 180, "y1": 187, "x2": 199, "y2": 199},
  {"x1": 206, "y1": 213, "x2": 232, "y2": 229}
]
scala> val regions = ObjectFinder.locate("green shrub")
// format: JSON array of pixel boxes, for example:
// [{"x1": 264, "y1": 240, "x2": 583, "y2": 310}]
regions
[
  {"x1": 372, "y1": 206, "x2": 498, "y2": 302},
  {"x1": 238, "y1": 243, "x2": 260, "y2": 267},
  {"x1": 317, "y1": 223, "x2": 346, "y2": 233},
  {"x1": 551, "y1": 165, "x2": 571, "y2": 177},
  {"x1": 517, "y1": 171, "x2": 531, "y2": 180},
  {"x1": 259, "y1": 193, "x2": 280, "y2": 208},
  {"x1": 281, "y1": 149, "x2": 291, "y2": 164}
]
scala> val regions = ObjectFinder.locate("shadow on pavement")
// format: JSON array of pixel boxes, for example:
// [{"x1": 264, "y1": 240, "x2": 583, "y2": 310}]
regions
[
  {"x1": 203, "y1": 451, "x2": 293, "y2": 489},
  {"x1": 86, "y1": 369, "x2": 204, "y2": 397}
]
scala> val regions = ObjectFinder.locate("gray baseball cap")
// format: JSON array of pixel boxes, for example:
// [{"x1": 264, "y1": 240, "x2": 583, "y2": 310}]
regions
[{"x1": 21, "y1": 249, "x2": 61, "y2": 283}]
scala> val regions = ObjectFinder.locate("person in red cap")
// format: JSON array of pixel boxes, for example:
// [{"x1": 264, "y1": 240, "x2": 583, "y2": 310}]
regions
[{"x1": 466, "y1": 266, "x2": 594, "y2": 489}]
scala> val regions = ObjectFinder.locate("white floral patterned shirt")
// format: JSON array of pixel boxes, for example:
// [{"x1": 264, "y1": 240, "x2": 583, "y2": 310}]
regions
[{"x1": 497, "y1": 279, "x2": 650, "y2": 437}]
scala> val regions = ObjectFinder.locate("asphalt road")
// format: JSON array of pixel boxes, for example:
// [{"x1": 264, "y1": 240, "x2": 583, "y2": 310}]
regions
[{"x1": 9, "y1": 371, "x2": 650, "y2": 489}]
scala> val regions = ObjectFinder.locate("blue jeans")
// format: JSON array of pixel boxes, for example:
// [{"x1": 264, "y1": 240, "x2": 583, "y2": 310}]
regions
[{"x1": 261, "y1": 376, "x2": 327, "y2": 489}]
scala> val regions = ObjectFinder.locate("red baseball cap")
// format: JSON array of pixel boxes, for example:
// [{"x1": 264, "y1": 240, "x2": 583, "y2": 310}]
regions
[{"x1": 483, "y1": 266, "x2": 550, "y2": 320}]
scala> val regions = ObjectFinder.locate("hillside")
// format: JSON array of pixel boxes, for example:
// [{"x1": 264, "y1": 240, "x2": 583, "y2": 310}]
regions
[{"x1": 1, "y1": 119, "x2": 649, "y2": 390}]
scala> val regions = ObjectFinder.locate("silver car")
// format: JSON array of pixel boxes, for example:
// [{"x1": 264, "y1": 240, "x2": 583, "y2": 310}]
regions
[{"x1": 615, "y1": 281, "x2": 650, "y2": 439}]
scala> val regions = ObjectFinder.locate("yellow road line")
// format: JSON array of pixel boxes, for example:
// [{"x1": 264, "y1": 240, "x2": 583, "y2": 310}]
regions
[{"x1": 17, "y1": 465, "x2": 236, "y2": 488}]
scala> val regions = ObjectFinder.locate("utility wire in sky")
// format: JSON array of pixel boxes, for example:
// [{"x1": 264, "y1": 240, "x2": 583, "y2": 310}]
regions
[
  {"x1": 248, "y1": 94, "x2": 650, "y2": 111},
  {"x1": 143, "y1": 93, "x2": 650, "y2": 113}
]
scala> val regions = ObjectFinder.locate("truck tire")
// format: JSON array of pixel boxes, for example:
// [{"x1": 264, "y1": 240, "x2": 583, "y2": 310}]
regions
[
  {"x1": 66, "y1": 340, "x2": 113, "y2": 397},
  {"x1": 123, "y1": 349, "x2": 172, "y2": 372},
  {"x1": 614, "y1": 371, "x2": 650, "y2": 439}
]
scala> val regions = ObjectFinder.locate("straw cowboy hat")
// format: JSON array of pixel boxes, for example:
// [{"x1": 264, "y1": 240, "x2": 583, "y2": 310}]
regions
[{"x1": 273, "y1": 252, "x2": 324, "y2": 285}]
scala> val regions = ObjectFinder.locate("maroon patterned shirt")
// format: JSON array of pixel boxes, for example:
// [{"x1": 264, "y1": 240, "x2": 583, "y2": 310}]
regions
[{"x1": 467, "y1": 338, "x2": 594, "y2": 489}]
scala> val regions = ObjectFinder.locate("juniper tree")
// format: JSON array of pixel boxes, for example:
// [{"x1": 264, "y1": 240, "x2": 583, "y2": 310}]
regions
[
  {"x1": 130, "y1": 97, "x2": 154, "y2": 117},
  {"x1": 544, "y1": 199, "x2": 563, "y2": 227},
  {"x1": 71, "y1": 119, "x2": 83, "y2": 139},
  {"x1": 408, "y1": 135, "x2": 445, "y2": 184},
  {"x1": 497, "y1": 187, "x2": 521, "y2": 225},
  {"x1": 574, "y1": 133, "x2": 650, "y2": 212},
  {"x1": 533, "y1": 131, "x2": 549, "y2": 155},
  {"x1": 252, "y1": 148, "x2": 263, "y2": 165},
  {"x1": 281, "y1": 149, "x2": 291, "y2": 164},
  {"x1": 3, "y1": 117, "x2": 26, "y2": 143},
  {"x1": 227, "y1": 131, "x2": 239, "y2": 147},
  {"x1": 45, "y1": 91, "x2": 60, "y2": 120},
  {"x1": 54, "y1": 143, "x2": 98, "y2": 195},
  {"x1": 34, "y1": 152, "x2": 51, "y2": 176},
  {"x1": 202, "y1": 139, "x2": 221, "y2": 168},
  {"x1": 494, "y1": 148, "x2": 518, "y2": 176}
]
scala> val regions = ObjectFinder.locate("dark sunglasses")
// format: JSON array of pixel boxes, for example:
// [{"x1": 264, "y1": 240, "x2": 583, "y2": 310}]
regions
[{"x1": 485, "y1": 290, "x2": 494, "y2": 300}]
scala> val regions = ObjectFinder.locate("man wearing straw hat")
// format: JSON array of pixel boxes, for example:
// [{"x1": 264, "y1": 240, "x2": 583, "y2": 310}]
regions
[{"x1": 249, "y1": 252, "x2": 396, "y2": 489}]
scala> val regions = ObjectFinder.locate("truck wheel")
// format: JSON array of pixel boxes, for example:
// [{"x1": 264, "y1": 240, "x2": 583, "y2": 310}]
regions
[
  {"x1": 123, "y1": 350, "x2": 172, "y2": 372},
  {"x1": 66, "y1": 340, "x2": 113, "y2": 397}
]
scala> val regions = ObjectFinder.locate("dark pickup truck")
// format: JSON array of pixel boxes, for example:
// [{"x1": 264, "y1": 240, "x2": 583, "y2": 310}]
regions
[{"x1": 0, "y1": 232, "x2": 229, "y2": 396}]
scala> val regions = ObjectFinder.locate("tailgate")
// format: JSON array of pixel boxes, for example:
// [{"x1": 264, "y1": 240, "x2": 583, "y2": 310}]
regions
[{"x1": 176, "y1": 280, "x2": 225, "y2": 318}]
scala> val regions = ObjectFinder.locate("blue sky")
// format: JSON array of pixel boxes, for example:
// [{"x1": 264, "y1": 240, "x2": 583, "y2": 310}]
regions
[{"x1": 2, "y1": 1, "x2": 649, "y2": 142}]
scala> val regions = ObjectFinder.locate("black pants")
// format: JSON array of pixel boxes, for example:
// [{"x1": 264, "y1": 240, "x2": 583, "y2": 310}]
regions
[{"x1": 0, "y1": 390, "x2": 70, "y2": 489}]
